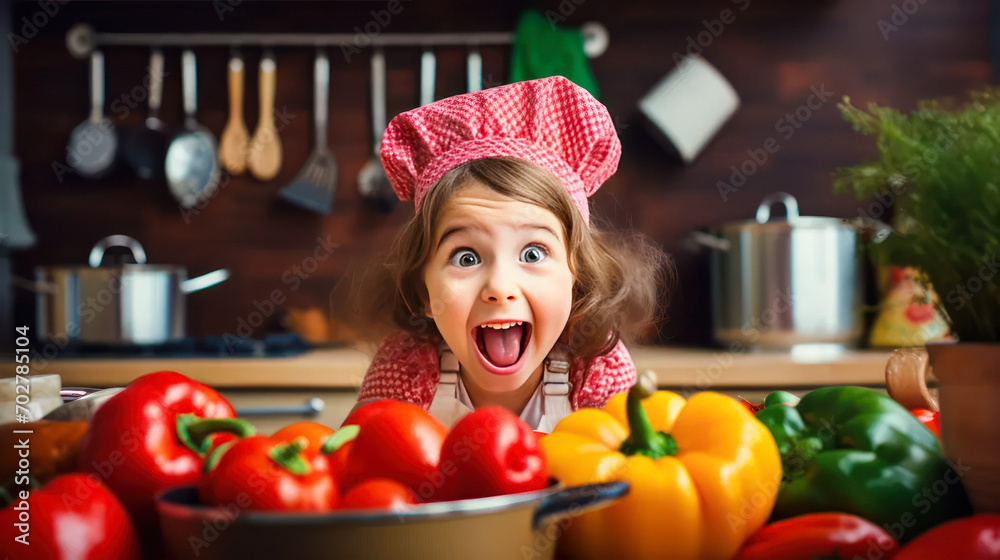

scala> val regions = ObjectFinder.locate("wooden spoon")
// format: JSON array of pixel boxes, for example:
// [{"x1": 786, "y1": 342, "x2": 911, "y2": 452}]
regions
[
  {"x1": 218, "y1": 51, "x2": 249, "y2": 175},
  {"x1": 248, "y1": 49, "x2": 282, "y2": 181}
]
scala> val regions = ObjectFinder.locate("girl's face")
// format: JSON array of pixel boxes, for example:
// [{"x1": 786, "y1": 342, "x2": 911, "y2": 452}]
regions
[{"x1": 421, "y1": 181, "x2": 574, "y2": 395}]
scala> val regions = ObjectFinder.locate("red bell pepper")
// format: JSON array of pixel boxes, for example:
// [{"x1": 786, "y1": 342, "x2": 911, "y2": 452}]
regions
[
  {"x1": 895, "y1": 514, "x2": 1000, "y2": 560},
  {"x1": 340, "y1": 400, "x2": 448, "y2": 497},
  {"x1": 199, "y1": 435, "x2": 335, "y2": 511},
  {"x1": 739, "y1": 398, "x2": 764, "y2": 414},
  {"x1": 736, "y1": 512, "x2": 900, "y2": 560},
  {"x1": 78, "y1": 371, "x2": 256, "y2": 525},
  {"x1": 910, "y1": 408, "x2": 941, "y2": 438},
  {"x1": 739, "y1": 391, "x2": 800, "y2": 415},
  {"x1": 340, "y1": 478, "x2": 420, "y2": 511},
  {"x1": 0, "y1": 474, "x2": 142, "y2": 560},
  {"x1": 436, "y1": 406, "x2": 549, "y2": 502}
]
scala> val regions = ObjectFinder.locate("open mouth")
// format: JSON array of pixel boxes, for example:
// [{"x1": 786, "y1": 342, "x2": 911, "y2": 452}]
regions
[{"x1": 473, "y1": 321, "x2": 532, "y2": 375}]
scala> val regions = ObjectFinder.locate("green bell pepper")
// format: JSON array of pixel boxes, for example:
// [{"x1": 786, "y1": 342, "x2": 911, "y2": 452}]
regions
[
  {"x1": 762, "y1": 390, "x2": 800, "y2": 408},
  {"x1": 755, "y1": 386, "x2": 972, "y2": 543}
]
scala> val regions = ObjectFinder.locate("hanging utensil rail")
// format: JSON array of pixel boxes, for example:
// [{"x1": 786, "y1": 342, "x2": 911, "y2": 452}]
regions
[{"x1": 65, "y1": 23, "x2": 609, "y2": 58}]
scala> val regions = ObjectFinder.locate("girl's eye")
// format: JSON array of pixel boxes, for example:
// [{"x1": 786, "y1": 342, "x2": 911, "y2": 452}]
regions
[
  {"x1": 520, "y1": 245, "x2": 548, "y2": 264},
  {"x1": 449, "y1": 249, "x2": 480, "y2": 267}
]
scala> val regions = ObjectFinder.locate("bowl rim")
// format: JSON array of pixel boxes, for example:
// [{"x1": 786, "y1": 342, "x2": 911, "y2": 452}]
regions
[{"x1": 155, "y1": 480, "x2": 564, "y2": 527}]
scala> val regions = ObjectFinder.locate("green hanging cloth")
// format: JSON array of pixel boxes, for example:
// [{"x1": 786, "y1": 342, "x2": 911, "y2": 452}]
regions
[{"x1": 509, "y1": 9, "x2": 600, "y2": 99}]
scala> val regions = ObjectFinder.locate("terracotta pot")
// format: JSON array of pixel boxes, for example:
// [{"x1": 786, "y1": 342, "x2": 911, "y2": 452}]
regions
[{"x1": 885, "y1": 342, "x2": 1000, "y2": 513}]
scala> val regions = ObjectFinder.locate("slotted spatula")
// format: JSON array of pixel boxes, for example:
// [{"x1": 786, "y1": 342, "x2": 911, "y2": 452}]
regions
[{"x1": 279, "y1": 48, "x2": 338, "y2": 214}]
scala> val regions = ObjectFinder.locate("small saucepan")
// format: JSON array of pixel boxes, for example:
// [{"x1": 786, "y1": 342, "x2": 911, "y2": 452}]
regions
[
  {"x1": 124, "y1": 48, "x2": 171, "y2": 180},
  {"x1": 156, "y1": 480, "x2": 628, "y2": 560},
  {"x1": 18, "y1": 235, "x2": 228, "y2": 345}
]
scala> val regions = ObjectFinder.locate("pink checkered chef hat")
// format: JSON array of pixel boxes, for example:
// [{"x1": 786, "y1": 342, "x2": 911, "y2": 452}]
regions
[{"x1": 380, "y1": 75, "x2": 622, "y2": 224}]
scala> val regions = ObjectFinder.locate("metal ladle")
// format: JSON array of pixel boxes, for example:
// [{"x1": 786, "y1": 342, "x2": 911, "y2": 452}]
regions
[
  {"x1": 165, "y1": 49, "x2": 220, "y2": 209},
  {"x1": 67, "y1": 50, "x2": 117, "y2": 180},
  {"x1": 357, "y1": 48, "x2": 396, "y2": 213}
]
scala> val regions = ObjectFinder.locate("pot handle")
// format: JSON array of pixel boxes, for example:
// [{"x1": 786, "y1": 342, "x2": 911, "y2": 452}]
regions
[
  {"x1": 532, "y1": 480, "x2": 629, "y2": 530},
  {"x1": 848, "y1": 216, "x2": 894, "y2": 243},
  {"x1": 89, "y1": 235, "x2": 147, "y2": 267},
  {"x1": 181, "y1": 268, "x2": 230, "y2": 293},
  {"x1": 755, "y1": 192, "x2": 800, "y2": 224},
  {"x1": 687, "y1": 231, "x2": 731, "y2": 252},
  {"x1": 13, "y1": 276, "x2": 57, "y2": 294}
]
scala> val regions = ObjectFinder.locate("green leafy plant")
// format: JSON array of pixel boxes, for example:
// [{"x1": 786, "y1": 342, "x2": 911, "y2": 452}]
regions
[{"x1": 833, "y1": 90, "x2": 1000, "y2": 341}]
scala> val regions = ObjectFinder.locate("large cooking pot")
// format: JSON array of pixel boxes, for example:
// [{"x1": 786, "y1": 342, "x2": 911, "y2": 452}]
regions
[
  {"x1": 156, "y1": 481, "x2": 628, "y2": 560},
  {"x1": 693, "y1": 192, "x2": 871, "y2": 350},
  {"x1": 24, "y1": 235, "x2": 228, "y2": 345}
]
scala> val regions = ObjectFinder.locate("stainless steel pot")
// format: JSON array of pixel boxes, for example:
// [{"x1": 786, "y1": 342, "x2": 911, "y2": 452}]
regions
[
  {"x1": 156, "y1": 481, "x2": 628, "y2": 560},
  {"x1": 694, "y1": 192, "x2": 864, "y2": 350},
  {"x1": 23, "y1": 235, "x2": 228, "y2": 344}
]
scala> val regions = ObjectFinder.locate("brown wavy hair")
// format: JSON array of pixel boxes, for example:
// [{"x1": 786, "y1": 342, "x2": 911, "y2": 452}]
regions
[{"x1": 351, "y1": 158, "x2": 672, "y2": 362}]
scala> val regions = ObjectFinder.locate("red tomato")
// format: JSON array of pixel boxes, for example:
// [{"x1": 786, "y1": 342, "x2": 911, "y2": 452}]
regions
[
  {"x1": 341, "y1": 400, "x2": 447, "y2": 497},
  {"x1": 341, "y1": 399, "x2": 399, "y2": 428},
  {"x1": 199, "y1": 435, "x2": 335, "y2": 511},
  {"x1": 271, "y1": 421, "x2": 336, "y2": 456},
  {"x1": 340, "y1": 478, "x2": 420, "y2": 511}
]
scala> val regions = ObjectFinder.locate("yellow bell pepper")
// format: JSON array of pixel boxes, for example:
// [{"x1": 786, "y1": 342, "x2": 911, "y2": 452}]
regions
[{"x1": 541, "y1": 375, "x2": 782, "y2": 560}]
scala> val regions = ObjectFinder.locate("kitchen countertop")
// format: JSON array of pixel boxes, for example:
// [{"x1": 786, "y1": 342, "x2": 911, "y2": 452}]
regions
[{"x1": 2, "y1": 345, "x2": 892, "y2": 390}]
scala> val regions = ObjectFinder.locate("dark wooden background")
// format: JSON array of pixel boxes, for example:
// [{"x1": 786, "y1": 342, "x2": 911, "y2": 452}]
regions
[{"x1": 8, "y1": 0, "x2": 992, "y2": 347}]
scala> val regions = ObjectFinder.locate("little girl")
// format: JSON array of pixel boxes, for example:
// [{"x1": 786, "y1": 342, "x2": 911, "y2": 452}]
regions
[{"x1": 351, "y1": 76, "x2": 669, "y2": 432}]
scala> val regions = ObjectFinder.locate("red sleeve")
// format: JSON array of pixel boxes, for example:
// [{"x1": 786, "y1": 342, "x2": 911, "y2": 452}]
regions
[
  {"x1": 357, "y1": 331, "x2": 440, "y2": 409},
  {"x1": 570, "y1": 339, "x2": 637, "y2": 410}
]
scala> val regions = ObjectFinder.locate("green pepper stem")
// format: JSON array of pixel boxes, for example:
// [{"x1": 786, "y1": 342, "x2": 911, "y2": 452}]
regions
[
  {"x1": 0, "y1": 476, "x2": 41, "y2": 508},
  {"x1": 269, "y1": 436, "x2": 311, "y2": 476},
  {"x1": 176, "y1": 414, "x2": 257, "y2": 456},
  {"x1": 618, "y1": 373, "x2": 678, "y2": 459},
  {"x1": 320, "y1": 425, "x2": 360, "y2": 455},
  {"x1": 202, "y1": 440, "x2": 237, "y2": 474}
]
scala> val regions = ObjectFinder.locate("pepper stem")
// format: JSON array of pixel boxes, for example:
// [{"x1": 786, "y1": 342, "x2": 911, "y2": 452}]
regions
[
  {"x1": 0, "y1": 476, "x2": 41, "y2": 508},
  {"x1": 618, "y1": 371, "x2": 678, "y2": 459},
  {"x1": 202, "y1": 440, "x2": 238, "y2": 474},
  {"x1": 176, "y1": 414, "x2": 257, "y2": 456},
  {"x1": 320, "y1": 424, "x2": 360, "y2": 455},
  {"x1": 269, "y1": 436, "x2": 311, "y2": 476}
]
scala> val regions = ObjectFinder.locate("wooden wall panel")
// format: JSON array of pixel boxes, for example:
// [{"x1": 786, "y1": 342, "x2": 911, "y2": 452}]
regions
[{"x1": 9, "y1": 0, "x2": 992, "y2": 347}]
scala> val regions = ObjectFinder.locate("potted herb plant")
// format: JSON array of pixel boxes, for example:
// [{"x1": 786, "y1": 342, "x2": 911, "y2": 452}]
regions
[{"x1": 833, "y1": 89, "x2": 1000, "y2": 513}]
